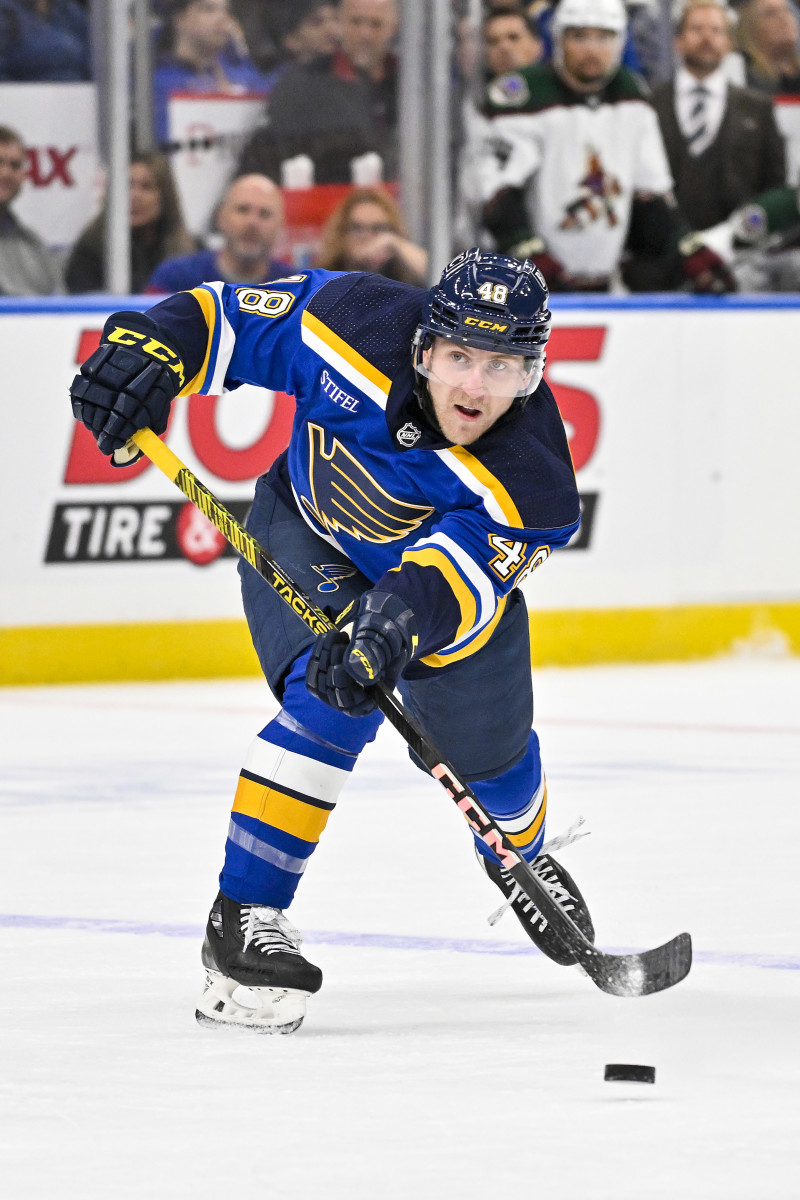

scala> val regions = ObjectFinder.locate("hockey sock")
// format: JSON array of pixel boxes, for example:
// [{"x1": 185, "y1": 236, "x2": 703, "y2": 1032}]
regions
[
  {"x1": 471, "y1": 729, "x2": 547, "y2": 865},
  {"x1": 220, "y1": 648, "x2": 383, "y2": 908}
]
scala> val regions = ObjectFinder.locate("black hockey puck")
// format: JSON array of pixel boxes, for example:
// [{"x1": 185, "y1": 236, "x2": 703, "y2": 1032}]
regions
[{"x1": 604, "y1": 1063, "x2": 655, "y2": 1084}]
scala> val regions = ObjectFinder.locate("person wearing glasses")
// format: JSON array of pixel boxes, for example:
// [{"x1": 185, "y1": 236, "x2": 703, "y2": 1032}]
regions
[{"x1": 316, "y1": 186, "x2": 428, "y2": 284}]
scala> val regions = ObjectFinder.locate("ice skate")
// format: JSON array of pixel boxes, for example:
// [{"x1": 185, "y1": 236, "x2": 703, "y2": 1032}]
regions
[
  {"x1": 196, "y1": 892, "x2": 322, "y2": 1034},
  {"x1": 479, "y1": 851, "x2": 595, "y2": 966}
]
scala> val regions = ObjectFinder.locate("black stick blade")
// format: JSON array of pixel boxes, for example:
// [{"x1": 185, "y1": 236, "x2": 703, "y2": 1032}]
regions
[{"x1": 580, "y1": 932, "x2": 693, "y2": 997}]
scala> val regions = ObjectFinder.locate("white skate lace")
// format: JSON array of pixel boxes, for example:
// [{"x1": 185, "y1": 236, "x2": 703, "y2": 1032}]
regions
[
  {"x1": 487, "y1": 816, "x2": 589, "y2": 928},
  {"x1": 240, "y1": 906, "x2": 303, "y2": 956}
]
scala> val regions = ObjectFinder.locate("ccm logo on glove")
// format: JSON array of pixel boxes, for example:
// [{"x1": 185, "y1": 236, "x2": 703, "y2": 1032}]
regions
[
  {"x1": 106, "y1": 325, "x2": 186, "y2": 389},
  {"x1": 69, "y1": 310, "x2": 187, "y2": 462}
]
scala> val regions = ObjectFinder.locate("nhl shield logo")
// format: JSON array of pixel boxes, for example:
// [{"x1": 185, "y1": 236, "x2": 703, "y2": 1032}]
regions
[{"x1": 396, "y1": 422, "x2": 421, "y2": 448}]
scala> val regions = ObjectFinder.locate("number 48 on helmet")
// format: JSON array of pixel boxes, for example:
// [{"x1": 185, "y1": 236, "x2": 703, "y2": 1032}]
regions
[{"x1": 413, "y1": 248, "x2": 552, "y2": 402}]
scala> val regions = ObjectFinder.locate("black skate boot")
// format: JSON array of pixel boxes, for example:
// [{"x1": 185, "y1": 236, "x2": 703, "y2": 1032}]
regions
[
  {"x1": 196, "y1": 891, "x2": 322, "y2": 1034},
  {"x1": 479, "y1": 852, "x2": 595, "y2": 966}
]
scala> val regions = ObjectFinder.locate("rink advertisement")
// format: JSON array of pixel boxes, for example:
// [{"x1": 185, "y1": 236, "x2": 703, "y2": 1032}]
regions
[{"x1": 1, "y1": 296, "x2": 799, "y2": 683}]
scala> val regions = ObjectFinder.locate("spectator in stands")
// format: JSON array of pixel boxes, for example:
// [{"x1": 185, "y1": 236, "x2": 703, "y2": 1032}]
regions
[
  {"x1": 652, "y1": 0, "x2": 786, "y2": 231},
  {"x1": 231, "y1": 0, "x2": 339, "y2": 80},
  {"x1": 65, "y1": 152, "x2": 196, "y2": 293},
  {"x1": 238, "y1": 0, "x2": 399, "y2": 184},
  {"x1": 0, "y1": 0, "x2": 90, "y2": 82},
  {"x1": 469, "y1": 0, "x2": 734, "y2": 292},
  {"x1": 483, "y1": 4, "x2": 544, "y2": 80},
  {"x1": 316, "y1": 186, "x2": 428, "y2": 283},
  {"x1": 736, "y1": 0, "x2": 800, "y2": 92},
  {"x1": 0, "y1": 124, "x2": 62, "y2": 294},
  {"x1": 153, "y1": 0, "x2": 270, "y2": 146},
  {"x1": 146, "y1": 173, "x2": 290, "y2": 292}
]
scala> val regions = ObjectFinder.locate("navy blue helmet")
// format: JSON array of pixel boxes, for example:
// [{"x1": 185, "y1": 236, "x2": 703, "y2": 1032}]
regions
[{"x1": 413, "y1": 248, "x2": 551, "y2": 399}]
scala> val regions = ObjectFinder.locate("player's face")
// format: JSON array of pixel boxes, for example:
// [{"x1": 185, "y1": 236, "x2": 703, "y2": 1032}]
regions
[
  {"x1": 129, "y1": 163, "x2": 162, "y2": 228},
  {"x1": 422, "y1": 338, "x2": 531, "y2": 446},
  {"x1": 0, "y1": 139, "x2": 26, "y2": 207},
  {"x1": 560, "y1": 27, "x2": 621, "y2": 90},
  {"x1": 485, "y1": 15, "x2": 543, "y2": 76},
  {"x1": 676, "y1": 7, "x2": 731, "y2": 75}
]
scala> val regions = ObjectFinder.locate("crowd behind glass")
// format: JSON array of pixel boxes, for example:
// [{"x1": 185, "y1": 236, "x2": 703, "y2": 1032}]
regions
[{"x1": 1, "y1": 0, "x2": 799, "y2": 297}]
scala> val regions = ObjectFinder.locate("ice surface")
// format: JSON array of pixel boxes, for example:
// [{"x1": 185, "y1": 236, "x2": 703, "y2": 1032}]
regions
[{"x1": 1, "y1": 657, "x2": 799, "y2": 1199}]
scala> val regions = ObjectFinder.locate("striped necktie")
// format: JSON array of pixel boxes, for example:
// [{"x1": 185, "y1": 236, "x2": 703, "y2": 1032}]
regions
[{"x1": 686, "y1": 84, "x2": 710, "y2": 157}]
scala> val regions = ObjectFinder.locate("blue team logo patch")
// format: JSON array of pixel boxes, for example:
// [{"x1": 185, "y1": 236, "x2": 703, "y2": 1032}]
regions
[
  {"x1": 311, "y1": 563, "x2": 359, "y2": 593},
  {"x1": 301, "y1": 423, "x2": 434, "y2": 544},
  {"x1": 487, "y1": 72, "x2": 530, "y2": 108}
]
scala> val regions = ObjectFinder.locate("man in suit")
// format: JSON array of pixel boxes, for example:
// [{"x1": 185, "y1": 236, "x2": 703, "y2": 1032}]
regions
[{"x1": 652, "y1": 0, "x2": 786, "y2": 231}]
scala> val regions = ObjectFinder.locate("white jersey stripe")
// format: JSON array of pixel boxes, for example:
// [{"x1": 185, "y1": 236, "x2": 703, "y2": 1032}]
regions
[
  {"x1": 435, "y1": 448, "x2": 508, "y2": 525},
  {"x1": 410, "y1": 530, "x2": 497, "y2": 649},
  {"x1": 301, "y1": 322, "x2": 388, "y2": 409},
  {"x1": 199, "y1": 281, "x2": 237, "y2": 395}
]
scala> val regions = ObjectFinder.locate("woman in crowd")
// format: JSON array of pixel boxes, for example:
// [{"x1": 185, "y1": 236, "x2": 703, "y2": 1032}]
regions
[
  {"x1": 316, "y1": 187, "x2": 428, "y2": 285},
  {"x1": 736, "y1": 0, "x2": 800, "y2": 93},
  {"x1": 65, "y1": 153, "x2": 197, "y2": 294}
]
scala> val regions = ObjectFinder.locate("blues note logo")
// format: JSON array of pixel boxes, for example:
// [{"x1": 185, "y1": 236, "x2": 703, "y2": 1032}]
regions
[
  {"x1": 311, "y1": 563, "x2": 359, "y2": 593},
  {"x1": 301, "y1": 423, "x2": 433, "y2": 544}
]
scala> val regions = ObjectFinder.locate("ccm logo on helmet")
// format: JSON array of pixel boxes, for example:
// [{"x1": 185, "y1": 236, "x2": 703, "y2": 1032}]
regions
[{"x1": 464, "y1": 317, "x2": 509, "y2": 331}]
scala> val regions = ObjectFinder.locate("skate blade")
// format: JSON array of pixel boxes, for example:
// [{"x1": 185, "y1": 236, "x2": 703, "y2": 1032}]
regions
[{"x1": 195, "y1": 970, "x2": 308, "y2": 1035}]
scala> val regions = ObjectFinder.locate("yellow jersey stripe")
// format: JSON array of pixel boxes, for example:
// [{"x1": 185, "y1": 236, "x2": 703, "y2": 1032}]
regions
[
  {"x1": 397, "y1": 546, "x2": 477, "y2": 645},
  {"x1": 507, "y1": 786, "x2": 548, "y2": 848},
  {"x1": 448, "y1": 445, "x2": 523, "y2": 528},
  {"x1": 421, "y1": 595, "x2": 508, "y2": 669},
  {"x1": 181, "y1": 286, "x2": 218, "y2": 396},
  {"x1": 232, "y1": 776, "x2": 333, "y2": 843},
  {"x1": 302, "y1": 310, "x2": 392, "y2": 398}
]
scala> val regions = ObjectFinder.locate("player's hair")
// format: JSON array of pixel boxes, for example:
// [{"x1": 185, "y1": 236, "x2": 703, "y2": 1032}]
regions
[
  {"x1": 484, "y1": 3, "x2": 540, "y2": 38},
  {"x1": 674, "y1": 0, "x2": 736, "y2": 37},
  {"x1": 0, "y1": 124, "x2": 24, "y2": 148},
  {"x1": 316, "y1": 187, "x2": 409, "y2": 271},
  {"x1": 736, "y1": 0, "x2": 800, "y2": 83}
]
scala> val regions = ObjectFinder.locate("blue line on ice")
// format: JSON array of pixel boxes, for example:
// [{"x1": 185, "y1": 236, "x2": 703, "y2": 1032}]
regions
[{"x1": 1, "y1": 913, "x2": 797, "y2": 971}]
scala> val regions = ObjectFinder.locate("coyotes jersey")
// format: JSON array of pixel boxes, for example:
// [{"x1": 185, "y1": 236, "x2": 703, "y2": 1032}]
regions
[
  {"x1": 147, "y1": 269, "x2": 580, "y2": 669},
  {"x1": 476, "y1": 63, "x2": 673, "y2": 277}
]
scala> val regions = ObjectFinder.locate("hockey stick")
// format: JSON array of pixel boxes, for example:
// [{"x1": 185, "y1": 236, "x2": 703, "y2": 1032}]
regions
[{"x1": 118, "y1": 427, "x2": 692, "y2": 997}]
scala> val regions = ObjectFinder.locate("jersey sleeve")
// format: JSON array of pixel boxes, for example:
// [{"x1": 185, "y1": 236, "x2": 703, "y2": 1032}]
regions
[
  {"x1": 145, "y1": 270, "x2": 344, "y2": 399},
  {"x1": 376, "y1": 505, "x2": 578, "y2": 668},
  {"x1": 633, "y1": 104, "x2": 674, "y2": 194},
  {"x1": 375, "y1": 395, "x2": 580, "y2": 668}
]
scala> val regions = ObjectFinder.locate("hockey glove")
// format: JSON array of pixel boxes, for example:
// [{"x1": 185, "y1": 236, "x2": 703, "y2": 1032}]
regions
[
  {"x1": 69, "y1": 311, "x2": 187, "y2": 462},
  {"x1": 679, "y1": 235, "x2": 737, "y2": 295},
  {"x1": 306, "y1": 590, "x2": 418, "y2": 717}
]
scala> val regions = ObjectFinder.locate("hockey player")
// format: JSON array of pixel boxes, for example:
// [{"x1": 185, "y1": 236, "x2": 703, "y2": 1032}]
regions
[
  {"x1": 69, "y1": 249, "x2": 595, "y2": 1033},
  {"x1": 470, "y1": 0, "x2": 735, "y2": 293}
]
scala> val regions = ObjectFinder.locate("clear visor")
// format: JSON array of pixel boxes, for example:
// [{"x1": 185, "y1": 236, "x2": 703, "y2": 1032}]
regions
[{"x1": 415, "y1": 339, "x2": 539, "y2": 400}]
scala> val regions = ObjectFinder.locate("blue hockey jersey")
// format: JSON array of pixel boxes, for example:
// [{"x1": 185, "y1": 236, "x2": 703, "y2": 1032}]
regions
[{"x1": 148, "y1": 269, "x2": 581, "y2": 668}]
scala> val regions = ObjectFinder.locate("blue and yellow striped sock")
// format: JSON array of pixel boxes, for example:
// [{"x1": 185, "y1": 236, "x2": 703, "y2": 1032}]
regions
[{"x1": 472, "y1": 729, "x2": 547, "y2": 864}]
